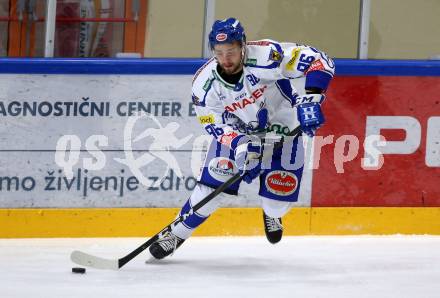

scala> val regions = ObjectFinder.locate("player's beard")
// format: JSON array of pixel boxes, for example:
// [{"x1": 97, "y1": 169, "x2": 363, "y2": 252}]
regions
[{"x1": 219, "y1": 61, "x2": 243, "y2": 75}]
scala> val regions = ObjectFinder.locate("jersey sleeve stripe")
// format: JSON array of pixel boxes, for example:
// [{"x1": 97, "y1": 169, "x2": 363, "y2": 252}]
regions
[
  {"x1": 275, "y1": 79, "x2": 297, "y2": 106},
  {"x1": 192, "y1": 57, "x2": 215, "y2": 84}
]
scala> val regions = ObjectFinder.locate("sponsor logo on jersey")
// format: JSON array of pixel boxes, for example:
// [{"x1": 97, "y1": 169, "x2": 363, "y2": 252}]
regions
[
  {"x1": 208, "y1": 157, "x2": 236, "y2": 181},
  {"x1": 198, "y1": 114, "x2": 215, "y2": 124},
  {"x1": 216, "y1": 33, "x2": 227, "y2": 42},
  {"x1": 286, "y1": 48, "x2": 301, "y2": 71},
  {"x1": 234, "y1": 92, "x2": 248, "y2": 101},
  {"x1": 245, "y1": 58, "x2": 257, "y2": 65},
  {"x1": 217, "y1": 159, "x2": 234, "y2": 171},
  {"x1": 219, "y1": 131, "x2": 238, "y2": 147},
  {"x1": 305, "y1": 59, "x2": 325, "y2": 74},
  {"x1": 203, "y1": 78, "x2": 214, "y2": 91},
  {"x1": 266, "y1": 124, "x2": 291, "y2": 136},
  {"x1": 269, "y1": 49, "x2": 283, "y2": 62},
  {"x1": 224, "y1": 85, "x2": 267, "y2": 113},
  {"x1": 247, "y1": 40, "x2": 270, "y2": 46},
  {"x1": 265, "y1": 171, "x2": 298, "y2": 196}
]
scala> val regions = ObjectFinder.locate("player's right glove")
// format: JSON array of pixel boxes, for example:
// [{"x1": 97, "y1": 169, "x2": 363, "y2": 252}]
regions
[{"x1": 233, "y1": 136, "x2": 263, "y2": 184}]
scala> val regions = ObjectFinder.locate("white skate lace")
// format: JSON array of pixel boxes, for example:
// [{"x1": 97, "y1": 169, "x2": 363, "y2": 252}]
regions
[
  {"x1": 158, "y1": 232, "x2": 179, "y2": 255},
  {"x1": 265, "y1": 216, "x2": 283, "y2": 232}
]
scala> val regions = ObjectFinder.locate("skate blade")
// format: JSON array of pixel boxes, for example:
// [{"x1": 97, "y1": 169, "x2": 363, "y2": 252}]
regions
[{"x1": 145, "y1": 253, "x2": 162, "y2": 264}]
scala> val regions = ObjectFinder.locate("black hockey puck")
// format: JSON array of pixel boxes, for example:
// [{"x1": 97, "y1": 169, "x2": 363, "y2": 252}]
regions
[{"x1": 72, "y1": 267, "x2": 86, "y2": 274}]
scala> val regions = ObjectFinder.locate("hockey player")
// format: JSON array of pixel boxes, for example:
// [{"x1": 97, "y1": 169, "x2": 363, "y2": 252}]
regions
[{"x1": 149, "y1": 17, "x2": 334, "y2": 260}]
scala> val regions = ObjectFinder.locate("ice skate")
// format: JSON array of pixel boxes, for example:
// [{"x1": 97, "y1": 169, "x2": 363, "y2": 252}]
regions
[
  {"x1": 148, "y1": 231, "x2": 185, "y2": 261},
  {"x1": 263, "y1": 211, "x2": 283, "y2": 244}
]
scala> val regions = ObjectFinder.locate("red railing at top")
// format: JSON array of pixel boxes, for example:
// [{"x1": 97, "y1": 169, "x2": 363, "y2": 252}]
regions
[{"x1": 0, "y1": 16, "x2": 136, "y2": 22}]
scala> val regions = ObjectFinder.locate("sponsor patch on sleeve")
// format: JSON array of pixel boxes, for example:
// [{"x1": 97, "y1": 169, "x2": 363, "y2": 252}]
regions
[
  {"x1": 219, "y1": 131, "x2": 238, "y2": 147},
  {"x1": 198, "y1": 114, "x2": 215, "y2": 124},
  {"x1": 247, "y1": 40, "x2": 270, "y2": 46},
  {"x1": 285, "y1": 48, "x2": 300, "y2": 71},
  {"x1": 245, "y1": 58, "x2": 257, "y2": 66},
  {"x1": 268, "y1": 48, "x2": 283, "y2": 62},
  {"x1": 305, "y1": 59, "x2": 325, "y2": 74},
  {"x1": 202, "y1": 78, "x2": 213, "y2": 91}
]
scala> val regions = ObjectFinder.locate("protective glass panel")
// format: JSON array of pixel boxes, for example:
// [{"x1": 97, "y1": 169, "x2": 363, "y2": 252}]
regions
[
  {"x1": 54, "y1": 0, "x2": 125, "y2": 58},
  {"x1": 369, "y1": 0, "x2": 440, "y2": 59},
  {"x1": 145, "y1": 0, "x2": 360, "y2": 58},
  {"x1": 0, "y1": 0, "x2": 9, "y2": 56},
  {"x1": 29, "y1": 1, "x2": 46, "y2": 57},
  {"x1": 215, "y1": 0, "x2": 360, "y2": 59}
]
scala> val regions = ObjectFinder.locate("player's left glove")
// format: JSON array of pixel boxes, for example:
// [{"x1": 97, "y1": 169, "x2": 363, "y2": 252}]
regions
[
  {"x1": 294, "y1": 93, "x2": 325, "y2": 106},
  {"x1": 233, "y1": 137, "x2": 264, "y2": 184},
  {"x1": 296, "y1": 102, "x2": 325, "y2": 137},
  {"x1": 294, "y1": 94, "x2": 326, "y2": 137}
]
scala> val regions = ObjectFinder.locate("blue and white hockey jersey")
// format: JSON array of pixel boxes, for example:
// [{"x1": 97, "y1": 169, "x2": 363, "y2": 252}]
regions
[{"x1": 192, "y1": 39, "x2": 335, "y2": 148}]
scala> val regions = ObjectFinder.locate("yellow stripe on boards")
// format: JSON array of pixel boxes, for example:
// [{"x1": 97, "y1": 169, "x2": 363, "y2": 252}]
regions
[
  {"x1": 0, "y1": 207, "x2": 439, "y2": 238},
  {"x1": 310, "y1": 207, "x2": 440, "y2": 235}
]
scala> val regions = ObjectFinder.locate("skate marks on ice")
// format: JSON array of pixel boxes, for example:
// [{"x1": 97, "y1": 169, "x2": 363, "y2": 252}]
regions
[{"x1": 1, "y1": 236, "x2": 440, "y2": 298}]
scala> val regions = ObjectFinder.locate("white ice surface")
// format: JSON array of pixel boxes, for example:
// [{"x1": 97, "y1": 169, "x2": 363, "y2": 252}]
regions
[{"x1": 1, "y1": 236, "x2": 440, "y2": 298}]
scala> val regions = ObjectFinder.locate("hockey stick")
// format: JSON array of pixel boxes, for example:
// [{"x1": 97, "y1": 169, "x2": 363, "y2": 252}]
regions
[{"x1": 71, "y1": 125, "x2": 302, "y2": 270}]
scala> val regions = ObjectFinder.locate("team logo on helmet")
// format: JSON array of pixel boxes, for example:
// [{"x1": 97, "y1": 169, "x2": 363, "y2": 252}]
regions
[
  {"x1": 216, "y1": 33, "x2": 228, "y2": 42},
  {"x1": 209, "y1": 18, "x2": 246, "y2": 49}
]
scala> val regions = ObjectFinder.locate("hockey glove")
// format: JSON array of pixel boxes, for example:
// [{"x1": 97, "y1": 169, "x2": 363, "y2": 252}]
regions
[
  {"x1": 294, "y1": 93, "x2": 325, "y2": 106},
  {"x1": 296, "y1": 102, "x2": 325, "y2": 137},
  {"x1": 234, "y1": 138, "x2": 263, "y2": 184}
]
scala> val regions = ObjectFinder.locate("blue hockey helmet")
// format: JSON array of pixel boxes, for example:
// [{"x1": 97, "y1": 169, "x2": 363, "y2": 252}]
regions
[{"x1": 208, "y1": 18, "x2": 246, "y2": 49}]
